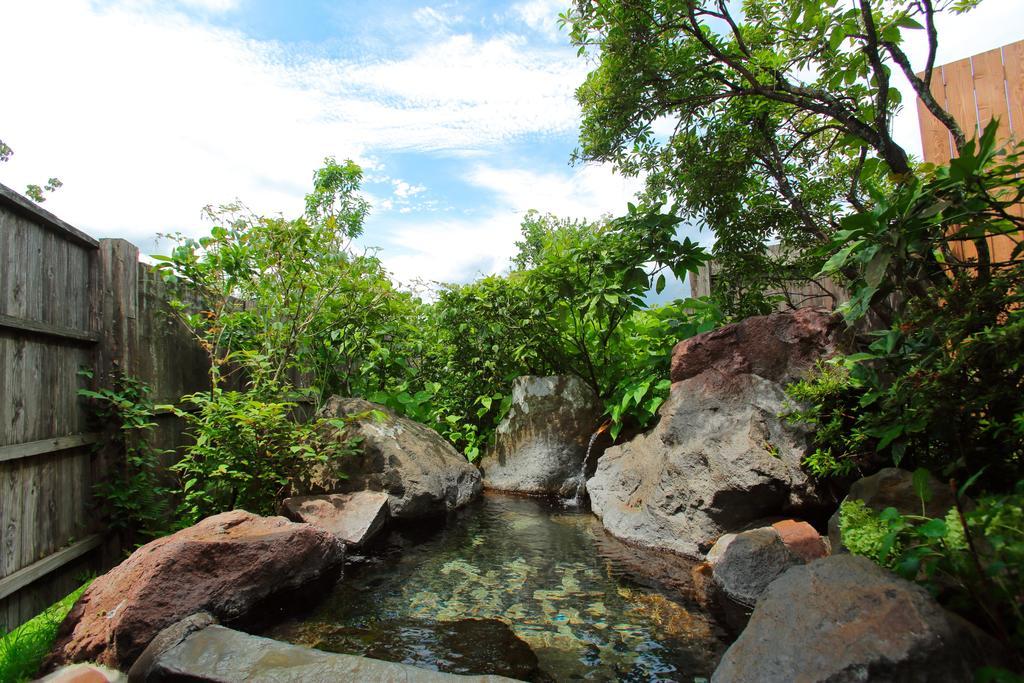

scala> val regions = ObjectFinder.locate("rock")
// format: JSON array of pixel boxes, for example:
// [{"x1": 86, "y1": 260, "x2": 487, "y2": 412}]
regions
[
  {"x1": 712, "y1": 555, "x2": 994, "y2": 682},
  {"x1": 318, "y1": 397, "x2": 482, "y2": 519},
  {"x1": 828, "y1": 467, "x2": 957, "y2": 551},
  {"x1": 141, "y1": 624, "x2": 523, "y2": 682},
  {"x1": 771, "y1": 519, "x2": 829, "y2": 562},
  {"x1": 127, "y1": 612, "x2": 218, "y2": 682},
  {"x1": 706, "y1": 528, "x2": 803, "y2": 609},
  {"x1": 703, "y1": 521, "x2": 829, "y2": 631},
  {"x1": 288, "y1": 617, "x2": 545, "y2": 681},
  {"x1": 670, "y1": 307, "x2": 844, "y2": 385},
  {"x1": 480, "y1": 375, "x2": 603, "y2": 497},
  {"x1": 282, "y1": 491, "x2": 389, "y2": 547},
  {"x1": 47, "y1": 510, "x2": 344, "y2": 670},
  {"x1": 38, "y1": 664, "x2": 124, "y2": 683},
  {"x1": 589, "y1": 310, "x2": 843, "y2": 557}
]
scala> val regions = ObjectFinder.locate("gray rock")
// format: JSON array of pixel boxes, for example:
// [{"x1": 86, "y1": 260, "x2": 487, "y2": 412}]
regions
[
  {"x1": 707, "y1": 528, "x2": 803, "y2": 608},
  {"x1": 588, "y1": 374, "x2": 827, "y2": 557},
  {"x1": 587, "y1": 309, "x2": 842, "y2": 558},
  {"x1": 282, "y1": 491, "x2": 389, "y2": 547},
  {"x1": 712, "y1": 555, "x2": 993, "y2": 683},
  {"x1": 828, "y1": 467, "x2": 957, "y2": 552},
  {"x1": 318, "y1": 397, "x2": 482, "y2": 519},
  {"x1": 480, "y1": 375, "x2": 602, "y2": 497},
  {"x1": 144, "y1": 624, "x2": 523, "y2": 682},
  {"x1": 128, "y1": 612, "x2": 218, "y2": 682}
]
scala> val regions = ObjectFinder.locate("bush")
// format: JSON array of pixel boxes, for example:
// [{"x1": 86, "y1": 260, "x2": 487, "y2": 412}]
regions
[
  {"x1": 171, "y1": 387, "x2": 362, "y2": 524},
  {"x1": 78, "y1": 371, "x2": 172, "y2": 544},
  {"x1": 794, "y1": 124, "x2": 1024, "y2": 487}
]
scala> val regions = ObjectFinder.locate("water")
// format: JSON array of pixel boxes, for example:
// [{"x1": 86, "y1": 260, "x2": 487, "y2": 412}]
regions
[
  {"x1": 263, "y1": 493, "x2": 728, "y2": 681},
  {"x1": 570, "y1": 429, "x2": 604, "y2": 507}
]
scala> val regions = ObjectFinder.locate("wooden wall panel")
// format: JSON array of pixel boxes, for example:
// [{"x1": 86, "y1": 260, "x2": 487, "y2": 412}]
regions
[{"x1": 917, "y1": 40, "x2": 1024, "y2": 267}]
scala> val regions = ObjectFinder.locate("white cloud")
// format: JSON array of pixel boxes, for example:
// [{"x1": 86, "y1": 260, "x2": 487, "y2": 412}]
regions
[
  {"x1": 511, "y1": 0, "x2": 567, "y2": 42},
  {"x1": 374, "y1": 161, "x2": 643, "y2": 285},
  {"x1": 177, "y1": 0, "x2": 240, "y2": 12},
  {"x1": 412, "y1": 6, "x2": 462, "y2": 32},
  {"x1": 0, "y1": 0, "x2": 584, "y2": 245},
  {"x1": 393, "y1": 180, "x2": 427, "y2": 199},
  {"x1": 465, "y1": 161, "x2": 643, "y2": 220}
]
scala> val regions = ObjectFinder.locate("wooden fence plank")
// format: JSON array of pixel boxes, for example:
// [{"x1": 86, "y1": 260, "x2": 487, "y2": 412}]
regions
[
  {"x1": 0, "y1": 535, "x2": 101, "y2": 601},
  {"x1": 0, "y1": 184, "x2": 98, "y2": 250},
  {"x1": 1004, "y1": 42, "x2": 1024, "y2": 139},
  {"x1": 918, "y1": 67, "x2": 953, "y2": 166},
  {"x1": 0, "y1": 434, "x2": 100, "y2": 464},
  {"x1": 0, "y1": 313, "x2": 99, "y2": 344}
]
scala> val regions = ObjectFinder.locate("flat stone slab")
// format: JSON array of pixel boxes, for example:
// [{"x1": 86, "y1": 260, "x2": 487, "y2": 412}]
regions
[
  {"x1": 282, "y1": 491, "x2": 389, "y2": 547},
  {"x1": 146, "y1": 624, "x2": 523, "y2": 682}
]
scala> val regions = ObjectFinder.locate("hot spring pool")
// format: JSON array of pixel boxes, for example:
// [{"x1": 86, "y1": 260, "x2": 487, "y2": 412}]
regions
[{"x1": 262, "y1": 493, "x2": 728, "y2": 681}]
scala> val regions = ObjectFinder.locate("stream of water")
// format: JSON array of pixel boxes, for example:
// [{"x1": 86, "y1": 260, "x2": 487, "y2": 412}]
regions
[{"x1": 263, "y1": 493, "x2": 727, "y2": 682}]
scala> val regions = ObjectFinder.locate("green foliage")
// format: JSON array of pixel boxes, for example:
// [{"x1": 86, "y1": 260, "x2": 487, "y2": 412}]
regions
[
  {"x1": 796, "y1": 125, "x2": 1024, "y2": 486},
  {"x1": 170, "y1": 386, "x2": 361, "y2": 524},
  {"x1": 408, "y1": 274, "x2": 553, "y2": 460},
  {"x1": 516, "y1": 207, "x2": 707, "y2": 387},
  {"x1": 562, "y1": 0, "x2": 978, "y2": 318},
  {"x1": 78, "y1": 370, "x2": 173, "y2": 543},
  {"x1": 840, "y1": 480, "x2": 1024, "y2": 655},
  {"x1": 0, "y1": 582, "x2": 90, "y2": 683},
  {"x1": 153, "y1": 157, "x2": 402, "y2": 405}
]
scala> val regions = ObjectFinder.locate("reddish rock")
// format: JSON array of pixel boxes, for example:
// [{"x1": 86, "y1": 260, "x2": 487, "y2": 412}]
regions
[
  {"x1": 282, "y1": 491, "x2": 389, "y2": 547},
  {"x1": 772, "y1": 519, "x2": 829, "y2": 562},
  {"x1": 670, "y1": 308, "x2": 844, "y2": 385},
  {"x1": 47, "y1": 510, "x2": 344, "y2": 670}
]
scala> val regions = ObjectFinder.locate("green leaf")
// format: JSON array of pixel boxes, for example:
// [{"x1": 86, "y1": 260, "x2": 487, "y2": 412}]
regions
[{"x1": 912, "y1": 467, "x2": 933, "y2": 505}]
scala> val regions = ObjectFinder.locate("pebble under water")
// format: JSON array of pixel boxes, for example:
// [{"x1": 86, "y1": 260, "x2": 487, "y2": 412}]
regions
[{"x1": 263, "y1": 493, "x2": 729, "y2": 681}]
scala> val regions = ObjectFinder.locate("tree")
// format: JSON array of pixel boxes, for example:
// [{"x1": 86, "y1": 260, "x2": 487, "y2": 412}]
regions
[{"x1": 565, "y1": 0, "x2": 977, "y2": 318}]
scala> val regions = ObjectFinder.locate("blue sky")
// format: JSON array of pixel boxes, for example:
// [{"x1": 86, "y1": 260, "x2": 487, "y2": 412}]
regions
[
  {"x1": 2, "y1": 0, "x2": 1023, "y2": 289},
  {"x1": 1, "y1": 0, "x2": 648, "y2": 287}
]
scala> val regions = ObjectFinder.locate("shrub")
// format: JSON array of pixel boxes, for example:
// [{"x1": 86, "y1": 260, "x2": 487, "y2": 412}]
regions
[{"x1": 171, "y1": 386, "x2": 363, "y2": 524}]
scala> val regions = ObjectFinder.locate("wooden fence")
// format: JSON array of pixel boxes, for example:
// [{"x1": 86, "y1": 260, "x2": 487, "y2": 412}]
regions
[
  {"x1": 918, "y1": 40, "x2": 1024, "y2": 264},
  {"x1": 0, "y1": 184, "x2": 208, "y2": 630},
  {"x1": 688, "y1": 246, "x2": 850, "y2": 311}
]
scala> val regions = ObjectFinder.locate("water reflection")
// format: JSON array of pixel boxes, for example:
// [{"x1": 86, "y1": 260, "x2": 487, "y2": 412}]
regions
[{"x1": 264, "y1": 493, "x2": 727, "y2": 682}]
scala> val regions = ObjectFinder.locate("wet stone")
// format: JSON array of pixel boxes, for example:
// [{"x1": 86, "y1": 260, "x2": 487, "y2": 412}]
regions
[{"x1": 275, "y1": 618, "x2": 549, "y2": 682}]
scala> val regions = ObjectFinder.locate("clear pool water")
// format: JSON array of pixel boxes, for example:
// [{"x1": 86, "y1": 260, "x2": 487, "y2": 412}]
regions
[{"x1": 264, "y1": 493, "x2": 728, "y2": 681}]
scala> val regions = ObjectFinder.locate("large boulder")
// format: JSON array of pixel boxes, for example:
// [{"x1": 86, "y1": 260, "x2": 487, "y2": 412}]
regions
[
  {"x1": 282, "y1": 491, "x2": 390, "y2": 547},
  {"x1": 588, "y1": 309, "x2": 844, "y2": 558},
  {"x1": 480, "y1": 375, "x2": 602, "y2": 497},
  {"x1": 47, "y1": 511, "x2": 344, "y2": 670},
  {"x1": 828, "y1": 467, "x2": 957, "y2": 552},
  {"x1": 134, "y1": 624, "x2": 521, "y2": 682},
  {"x1": 670, "y1": 307, "x2": 843, "y2": 385},
  {"x1": 712, "y1": 554, "x2": 997, "y2": 682},
  {"x1": 319, "y1": 397, "x2": 482, "y2": 519}
]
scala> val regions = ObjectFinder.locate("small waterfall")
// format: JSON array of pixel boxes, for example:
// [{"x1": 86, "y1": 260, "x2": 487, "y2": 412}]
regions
[{"x1": 569, "y1": 422, "x2": 609, "y2": 507}]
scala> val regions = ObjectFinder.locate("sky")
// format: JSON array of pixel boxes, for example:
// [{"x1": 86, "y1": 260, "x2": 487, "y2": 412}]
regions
[{"x1": 1, "y1": 0, "x2": 1023, "y2": 289}]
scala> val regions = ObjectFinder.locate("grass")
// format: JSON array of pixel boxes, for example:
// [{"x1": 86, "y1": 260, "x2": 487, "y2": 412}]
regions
[{"x1": 0, "y1": 581, "x2": 90, "y2": 683}]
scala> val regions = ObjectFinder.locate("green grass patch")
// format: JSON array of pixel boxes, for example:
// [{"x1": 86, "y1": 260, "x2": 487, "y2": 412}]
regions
[{"x1": 0, "y1": 581, "x2": 90, "y2": 683}]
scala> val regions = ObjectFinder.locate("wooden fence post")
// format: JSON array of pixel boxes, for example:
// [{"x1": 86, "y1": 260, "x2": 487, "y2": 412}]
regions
[{"x1": 93, "y1": 239, "x2": 140, "y2": 564}]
